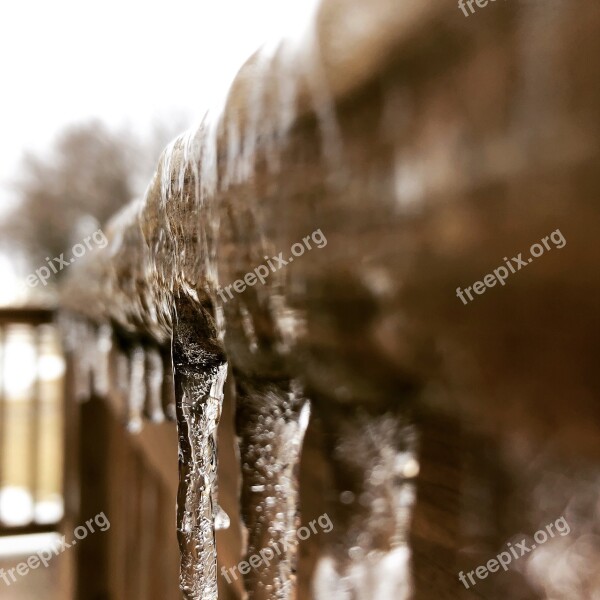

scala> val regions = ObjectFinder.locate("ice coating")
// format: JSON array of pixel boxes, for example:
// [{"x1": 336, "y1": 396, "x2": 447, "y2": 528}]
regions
[
  {"x1": 235, "y1": 379, "x2": 310, "y2": 599},
  {"x1": 172, "y1": 296, "x2": 228, "y2": 599},
  {"x1": 60, "y1": 0, "x2": 432, "y2": 339},
  {"x1": 71, "y1": 319, "x2": 96, "y2": 402},
  {"x1": 58, "y1": 0, "x2": 600, "y2": 598},
  {"x1": 127, "y1": 345, "x2": 146, "y2": 433},
  {"x1": 93, "y1": 323, "x2": 113, "y2": 398},
  {"x1": 145, "y1": 345, "x2": 166, "y2": 423}
]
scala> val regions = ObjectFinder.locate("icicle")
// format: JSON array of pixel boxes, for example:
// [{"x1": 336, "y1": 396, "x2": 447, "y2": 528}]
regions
[
  {"x1": 214, "y1": 504, "x2": 231, "y2": 531},
  {"x1": 172, "y1": 296, "x2": 228, "y2": 600},
  {"x1": 235, "y1": 377, "x2": 310, "y2": 599},
  {"x1": 127, "y1": 345, "x2": 145, "y2": 433},
  {"x1": 162, "y1": 345, "x2": 177, "y2": 421},
  {"x1": 92, "y1": 323, "x2": 113, "y2": 398},
  {"x1": 73, "y1": 319, "x2": 95, "y2": 402},
  {"x1": 111, "y1": 341, "x2": 130, "y2": 419},
  {"x1": 145, "y1": 345, "x2": 165, "y2": 423}
]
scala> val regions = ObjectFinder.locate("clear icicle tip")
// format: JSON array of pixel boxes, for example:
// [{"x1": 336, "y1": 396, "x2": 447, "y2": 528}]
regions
[{"x1": 215, "y1": 505, "x2": 231, "y2": 531}]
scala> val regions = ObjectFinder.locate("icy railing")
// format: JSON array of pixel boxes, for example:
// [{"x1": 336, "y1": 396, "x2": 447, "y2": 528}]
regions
[
  {"x1": 59, "y1": 1, "x2": 435, "y2": 597},
  {"x1": 61, "y1": 0, "x2": 600, "y2": 598}
]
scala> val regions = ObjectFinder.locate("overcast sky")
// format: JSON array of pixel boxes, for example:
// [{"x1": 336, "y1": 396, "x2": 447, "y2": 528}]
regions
[{"x1": 0, "y1": 0, "x2": 314, "y2": 211}]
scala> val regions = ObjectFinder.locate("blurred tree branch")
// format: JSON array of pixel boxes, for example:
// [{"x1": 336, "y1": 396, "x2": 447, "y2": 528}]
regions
[{"x1": 1, "y1": 117, "x2": 186, "y2": 272}]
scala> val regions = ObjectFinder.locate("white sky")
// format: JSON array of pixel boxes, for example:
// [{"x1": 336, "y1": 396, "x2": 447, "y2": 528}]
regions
[{"x1": 0, "y1": 0, "x2": 316, "y2": 211}]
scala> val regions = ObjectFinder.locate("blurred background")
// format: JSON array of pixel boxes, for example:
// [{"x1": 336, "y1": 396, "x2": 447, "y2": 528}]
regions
[{"x1": 0, "y1": 1, "x2": 315, "y2": 597}]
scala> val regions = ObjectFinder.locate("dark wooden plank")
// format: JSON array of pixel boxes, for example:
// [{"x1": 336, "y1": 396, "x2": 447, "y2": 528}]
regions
[
  {"x1": 75, "y1": 396, "x2": 111, "y2": 600},
  {"x1": 0, "y1": 522, "x2": 60, "y2": 536},
  {"x1": 0, "y1": 308, "x2": 54, "y2": 325}
]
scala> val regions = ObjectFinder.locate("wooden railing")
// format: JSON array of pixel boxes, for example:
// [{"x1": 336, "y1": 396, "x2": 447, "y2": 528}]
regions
[
  {"x1": 59, "y1": 322, "x2": 185, "y2": 600},
  {"x1": 0, "y1": 309, "x2": 183, "y2": 597},
  {"x1": 59, "y1": 0, "x2": 600, "y2": 599}
]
